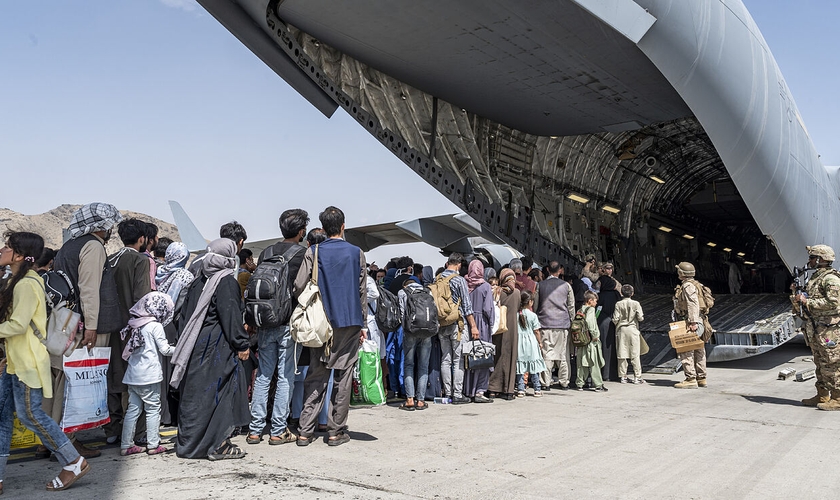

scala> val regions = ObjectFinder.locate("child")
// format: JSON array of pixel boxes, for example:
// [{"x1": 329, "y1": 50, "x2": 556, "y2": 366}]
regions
[
  {"x1": 576, "y1": 291, "x2": 607, "y2": 392},
  {"x1": 612, "y1": 285, "x2": 645, "y2": 384},
  {"x1": 0, "y1": 232, "x2": 90, "y2": 492},
  {"x1": 120, "y1": 291, "x2": 176, "y2": 456},
  {"x1": 516, "y1": 290, "x2": 547, "y2": 397}
]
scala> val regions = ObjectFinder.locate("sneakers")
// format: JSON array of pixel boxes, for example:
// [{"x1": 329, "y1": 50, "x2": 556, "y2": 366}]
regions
[
  {"x1": 473, "y1": 394, "x2": 494, "y2": 403},
  {"x1": 633, "y1": 378, "x2": 646, "y2": 385},
  {"x1": 515, "y1": 391, "x2": 526, "y2": 398},
  {"x1": 619, "y1": 377, "x2": 629, "y2": 384},
  {"x1": 593, "y1": 386, "x2": 608, "y2": 392},
  {"x1": 577, "y1": 386, "x2": 584, "y2": 391},
  {"x1": 533, "y1": 391, "x2": 543, "y2": 397},
  {"x1": 675, "y1": 379, "x2": 699, "y2": 389}
]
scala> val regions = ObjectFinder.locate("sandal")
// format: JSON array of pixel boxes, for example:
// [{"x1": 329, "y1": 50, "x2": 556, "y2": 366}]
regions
[
  {"x1": 120, "y1": 446, "x2": 146, "y2": 457},
  {"x1": 46, "y1": 457, "x2": 90, "y2": 491},
  {"x1": 207, "y1": 440, "x2": 246, "y2": 461},
  {"x1": 246, "y1": 434, "x2": 262, "y2": 445},
  {"x1": 327, "y1": 432, "x2": 350, "y2": 447},
  {"x1": 399, "y1": 403, "x2": 415, "y2": 411},
  {"x1": 415, "y1": 401, "x2": 427, "y2": 410},
  {"x1": 296, "y1": 435, "x2": 316, "y2": 447},
  {"x1": 268, "y1": 429, "x2": 297, "y2": 445},
  {"x1": 146, "y1": 445, "x2": 167, "y2": 455}
]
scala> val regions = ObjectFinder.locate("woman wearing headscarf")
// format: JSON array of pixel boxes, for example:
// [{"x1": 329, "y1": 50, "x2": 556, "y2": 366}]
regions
[
  {"x1": 153, "y1": 241, "x2": 194, "y2": 426},
  {"x1": 487, "y1": 268, "x2": 520, "y2": 400},
  {"x1": 171, "y1": 239, "x2": 250, "y2": 460},
  {"x1": 463, "y1": 260, "x2": 495, "y2": 402}
]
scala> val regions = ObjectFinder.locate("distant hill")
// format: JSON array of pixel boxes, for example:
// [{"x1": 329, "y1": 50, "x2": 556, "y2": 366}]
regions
[{"x1": 0, "y1": 204, "x2": 180, "y2": 255}]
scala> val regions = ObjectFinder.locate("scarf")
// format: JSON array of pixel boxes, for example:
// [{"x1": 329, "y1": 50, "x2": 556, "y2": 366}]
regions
[
  {"x1": 421, "y1": 266, "x2": 434, "y2": 286},
  {"x1": 120, "y1": 292, "x2": 174, "y2": 361},
  {"x1": 155, "y1": 242, "x2": 194, "y2": 298},
  {"x1": 169, "y1": 238, "x2": 237, "y2": 388},
  {"x1": 466, "y1": 260, "x2": 485, "y2": 292},
  {"x1": 67, "y1": 202, "x2": 122, "y2": 239},
  {"x1": 499, "y1": 268, "x2": 517, "y2": 293}
]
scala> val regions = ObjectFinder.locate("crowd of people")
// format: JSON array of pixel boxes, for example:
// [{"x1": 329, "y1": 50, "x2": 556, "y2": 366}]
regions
[{"x1": 0, "y1": 202, "x2": 653, "y2": 494}]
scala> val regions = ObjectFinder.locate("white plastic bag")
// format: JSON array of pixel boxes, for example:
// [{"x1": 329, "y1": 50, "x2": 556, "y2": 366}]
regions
[{"x1": 61, "y1": 347, "x2": 110, "y2": 433}]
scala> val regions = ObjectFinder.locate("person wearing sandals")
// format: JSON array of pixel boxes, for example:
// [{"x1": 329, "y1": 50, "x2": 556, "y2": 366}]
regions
[
  {"x1": 575, "y1": 291, "x2": 607, "y2": 392},
  {"x1": 0, "y1": 232, "x2": 90, "y2": 493},
  {"x1": 515, "y1": 290, "x2": 547, "y2": 397},
  {"x1": 612, "y1": 285, "x2": 645, "y2": 384},
  {"x1": 119, "y1": 292, "x2": 177, "y2": 456},
  {"x1": 171, "y1": 238, "x2": 251, "y2": 460},
  {"x1": 397, "y1": 276, "x2": 434, "y2": 411}
]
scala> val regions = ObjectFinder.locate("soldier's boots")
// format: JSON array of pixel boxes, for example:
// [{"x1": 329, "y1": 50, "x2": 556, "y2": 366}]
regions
[
  {"x1": 817, "y1": 391, "x2": 840, "y2": 411},
  {"x1": 674, "y1": 378, "x2": 698, "y2": 389},
  {"x1": 801, "y1": 387, "x2": 830, "y2": 407},
  {"x1": 697, "y1": 378, "x2": 707, "y2": 388}
]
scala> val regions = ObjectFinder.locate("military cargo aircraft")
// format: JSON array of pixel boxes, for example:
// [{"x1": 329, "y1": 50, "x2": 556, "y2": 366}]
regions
[{"x1": 190, "y1": 1, "x2": 830, "y2": 364}]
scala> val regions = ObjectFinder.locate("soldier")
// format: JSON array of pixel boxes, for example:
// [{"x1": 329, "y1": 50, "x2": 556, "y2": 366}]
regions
[
  {"x1": 794, "y1": 245, "x2": 840, "y2": 410},
  {"x1": 672, "y1": 262, "x2": 709, "y2": 389}
]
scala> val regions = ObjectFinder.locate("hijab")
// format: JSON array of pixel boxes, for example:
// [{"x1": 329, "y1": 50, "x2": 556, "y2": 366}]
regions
[
  {"x1": 421, "y1": 266, "x2": 435, "y2": 286},
  {"x1": 155, "y1": 242, "x2": 193, "y2": 295},
  {"x1": 499, "y1": 268, "x2": 517, "y2": 293},
  {"x1": 170, "y1": 238, "x2": 237, "y2": 388},
  {"x1": 120, "y1": 292, "x2": 174, "y2": 361},
  {"x1": 466, "y1": 259, "x2": 485, "y2": 292}
]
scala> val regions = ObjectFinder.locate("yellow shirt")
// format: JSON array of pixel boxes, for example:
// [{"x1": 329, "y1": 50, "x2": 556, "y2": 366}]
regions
[{"x1": 0, "y1": 270, "x2": 52, "y2": 397}]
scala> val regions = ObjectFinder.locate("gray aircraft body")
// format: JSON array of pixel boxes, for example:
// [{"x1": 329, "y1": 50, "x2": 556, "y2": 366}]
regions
[{"x1": 194, "y1": 0, "x2": 832, "y2": 362}]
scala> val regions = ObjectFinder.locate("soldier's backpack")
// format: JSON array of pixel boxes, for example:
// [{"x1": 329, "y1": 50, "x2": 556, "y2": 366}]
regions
[
  {"x1": 404, "y1": 286, "x2": 440, "y2": 337},
  {"x1": 374, "y1": 285, "x2": 401, "y2": 333},
  {"x1": 569, "y1": 309, "x2": 592, "y2": 347},
  {"x1": 244, "y1": 245, "x2": 303, "y2": 329},
  {"x1": 674, "y1": 278, "x2": 715, "y2": 316},
  {"x1": 429, "y1": 273, "x2": 461, "y2": 327}
]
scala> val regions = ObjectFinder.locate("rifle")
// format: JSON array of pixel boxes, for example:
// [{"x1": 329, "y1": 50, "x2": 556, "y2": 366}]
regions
[{"x1": 792, "y1": 265, "x2": 811, "y2": 317}]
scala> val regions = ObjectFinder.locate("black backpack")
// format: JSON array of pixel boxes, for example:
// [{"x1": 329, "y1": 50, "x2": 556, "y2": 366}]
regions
[
  {"x1": 405, "y1": 286, "x2": 439, "y2": 337},
  {"x1": 244, "y1": 245, "x2": 302, "y2": 329},
  {"x1": 375, "y1": 285, "x2": 401, "y2": 333},
  {"x1": 40, "y1": 270, "x2": 76, "y2": 315}
]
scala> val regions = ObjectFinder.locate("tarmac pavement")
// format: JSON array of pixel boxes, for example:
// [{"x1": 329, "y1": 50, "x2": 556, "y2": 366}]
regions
[{"x1": 3, "y1": 341, "x2": 839, "y2": 499}]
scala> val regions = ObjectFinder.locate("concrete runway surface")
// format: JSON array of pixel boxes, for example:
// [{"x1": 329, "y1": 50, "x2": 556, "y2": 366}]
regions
[{"x1": 3, "y1": 342, "x2": 838, "y2": 499}]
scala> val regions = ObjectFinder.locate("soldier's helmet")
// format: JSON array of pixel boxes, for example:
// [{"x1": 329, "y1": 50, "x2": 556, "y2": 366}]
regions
[
  {"x1": 807, "y1": 245, "x2": 835, "y2": 262},
  {"x1": 676, "y1": 262, "x2": 696, "y2": 277}
]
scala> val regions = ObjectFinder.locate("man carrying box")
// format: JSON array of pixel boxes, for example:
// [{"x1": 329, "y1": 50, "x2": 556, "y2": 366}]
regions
[{"x1": 672, "y1": 262, "x2": 708, "y2": 389}]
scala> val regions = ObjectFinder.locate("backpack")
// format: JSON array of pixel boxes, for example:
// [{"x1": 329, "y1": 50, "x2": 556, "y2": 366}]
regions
[
  {"x1": 569, "y1": 309, "x2": 592, "y2": 347},
  {"x1": 674, "y1": 278, "x2": 715, "y2": 316},
  {"x1": 24, "y1": 276, "x2": 79, "y2": 357},
  {"x1": 244, "y1": 245, "x2": 303, "y2": 329},
  {"x1": 374, "y1": 285, "x2": 401, "y2": 333},
  {"x1": 41, "y1": 270, "x2": 76, "y2": 315},
  {"x1": 429, "y1": 273, "x2": 461, "y2": 327},
  {"x1": 404, "y1": 286, "x2": 439, "y2": 337}
]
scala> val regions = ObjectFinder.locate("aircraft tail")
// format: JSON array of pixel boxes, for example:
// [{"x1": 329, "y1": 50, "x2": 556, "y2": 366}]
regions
[{"x1": 168, "y1": 201, "x2": 208, "y2": 252}]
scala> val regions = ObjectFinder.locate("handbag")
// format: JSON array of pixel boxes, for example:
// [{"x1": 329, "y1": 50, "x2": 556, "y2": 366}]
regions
[
  {"x1": 25, "y1": 276, "x2": 80, "y2": 357},
  {"x1": 464, "y1": 340, "x2": 495, "y2": 370},
  {"x1": 61, "y1": 347, "x2": 111, "y2": 433},
  {"x1": 290, "y1": 244, "x2": 334, "y2": 352},
  {"x1": 492, "y1": 290, "x2": 508, "y2": 335}
]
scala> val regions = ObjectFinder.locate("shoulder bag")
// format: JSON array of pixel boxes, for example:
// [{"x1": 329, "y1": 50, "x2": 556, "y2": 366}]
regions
[{"x1": 290, "y1": 244, "x2": 334, "y2": 353}]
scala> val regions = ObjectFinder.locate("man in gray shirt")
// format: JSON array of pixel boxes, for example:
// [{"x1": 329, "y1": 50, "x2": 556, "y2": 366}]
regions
[{"x1": 535, "y1": 261, "x2": 575, "y2": 389}]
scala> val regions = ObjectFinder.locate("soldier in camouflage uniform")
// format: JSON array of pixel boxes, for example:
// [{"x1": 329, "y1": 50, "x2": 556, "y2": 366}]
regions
[
  {"x1": 794, "y1": 245, "x2": 840, "y2": 410},
  {"x1": 673, "y1": 262, "x2": 708, "y2": 389}
]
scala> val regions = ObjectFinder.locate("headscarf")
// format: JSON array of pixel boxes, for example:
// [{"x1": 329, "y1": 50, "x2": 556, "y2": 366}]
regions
[
  {"x1": 499, "y1": 268, "x2": 516, "y2": 293},
  {"x1": 170, "y1": 238, "x2": 237, "y2": 388},
  {"x1": 466, "y1": 259, "x2": 485, "y2": 292},
  {"x1": 155, "y1": 242, "x2": 193, "y2": 296},
  {"x1": 67, "y1": 202, "x2": 122, "y2": 239},
  {"x1": 383, "y1": 267, "x2": 398, "y2": 289},
  {"x1": 421, "y1": 266, "x2": 435, "y2": 286},
  {"x1": 120, "y1": 292, "x2": 174, "y2": 361},
  {"x1": 484, "y1": 267, "x2": 497, "y2": 282}
]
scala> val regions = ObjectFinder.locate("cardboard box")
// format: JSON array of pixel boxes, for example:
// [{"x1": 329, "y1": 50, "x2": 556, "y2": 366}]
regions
[{"x1": 668, "y1": 322, "x2": 705, "y2": 353}]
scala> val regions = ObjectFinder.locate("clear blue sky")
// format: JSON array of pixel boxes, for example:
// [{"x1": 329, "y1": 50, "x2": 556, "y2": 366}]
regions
[{"x1": 1, "y1": 1, "x2": 837, "y2": 268}]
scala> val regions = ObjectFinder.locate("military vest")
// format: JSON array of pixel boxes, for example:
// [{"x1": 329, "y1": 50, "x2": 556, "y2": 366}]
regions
[{"x1": 805, "y1": 268, "x2": 840, "y2": 318}]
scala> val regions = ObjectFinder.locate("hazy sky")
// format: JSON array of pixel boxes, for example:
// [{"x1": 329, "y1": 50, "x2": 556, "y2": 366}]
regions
[{"x1": 1, "y1": 1, "x2": 837, "y2": 268}]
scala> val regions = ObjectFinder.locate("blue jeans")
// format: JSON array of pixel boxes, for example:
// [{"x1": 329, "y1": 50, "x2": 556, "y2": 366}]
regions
[
  {"x1": 122, "y1": 383, "x2": 162, "y2": 449},
  {"x1": 249, "y1": 325, "x2": 300, "y2": 436},
  {"x1": 0, "y1": 373, "x2": 78, "y2": 477},
  {"x1": 516, "y1": 373, "x2": 542, "y2": 392},
  {"x1": 386, "y1": 328, "x2": 404, "y2": 394},
  {"x1": 403, "y1": 334, "x2": 431, "y2": 400}
]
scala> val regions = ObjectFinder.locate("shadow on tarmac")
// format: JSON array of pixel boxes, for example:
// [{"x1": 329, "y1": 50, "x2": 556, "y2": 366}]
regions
[
  {"x1": 740, "y1": 394, "x2": 803, "y2": 407},
  {"x1": 713, "y1": 342, "x2": 810, "y2": 371}
]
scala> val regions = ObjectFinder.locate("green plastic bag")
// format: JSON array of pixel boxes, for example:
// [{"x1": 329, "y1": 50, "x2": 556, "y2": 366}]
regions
[{"x1": 351, "y1": 339, "x2": 385, "y2": 406}]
